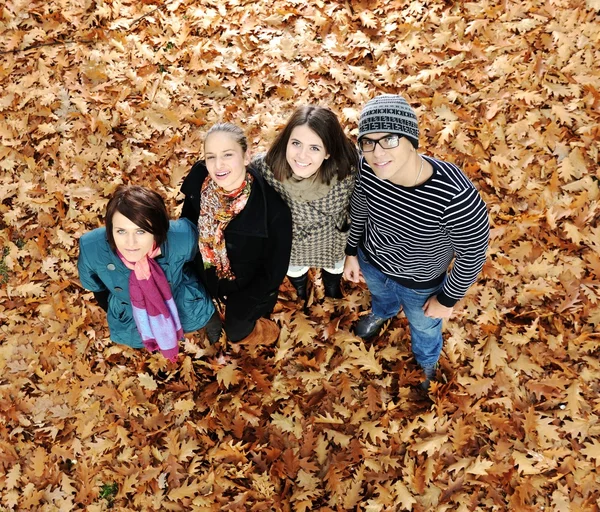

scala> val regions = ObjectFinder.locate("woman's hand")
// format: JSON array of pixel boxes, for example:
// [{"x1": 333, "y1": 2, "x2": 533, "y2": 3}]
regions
[{"x1": 343, "y1": 255, "x2": 364, "y2": 283}]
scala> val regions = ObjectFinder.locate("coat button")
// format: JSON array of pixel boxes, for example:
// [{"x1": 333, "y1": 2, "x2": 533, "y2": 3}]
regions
[
  {"x1": 115, "y1": 287, "x2": 123, "y2": 292},
  {"x1": 107, "y1": 264, "x2": 116, "y2": 270}
]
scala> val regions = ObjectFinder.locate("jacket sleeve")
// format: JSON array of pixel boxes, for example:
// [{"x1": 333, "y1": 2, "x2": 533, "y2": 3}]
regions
[
  {"x1": 180, "y1": 162, "x2": 205, "y2": 225},
  {"x1": 77, "y1": 238, "x2": 108, "y2": 293},
  {"x1": 180, "y1": 192, "x2": 199, "y2": 225},
  {"x1": 243, "y1": 197, "x2": 292, "y2": 300},
  {"x1": 177, "y1": 218, "x2": 199, "y2": 262}
]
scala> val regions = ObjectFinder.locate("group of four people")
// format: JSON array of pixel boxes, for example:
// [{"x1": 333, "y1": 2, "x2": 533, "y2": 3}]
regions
[{"x1": 77, "y1": 94, "x2": 490, "y2": 390}]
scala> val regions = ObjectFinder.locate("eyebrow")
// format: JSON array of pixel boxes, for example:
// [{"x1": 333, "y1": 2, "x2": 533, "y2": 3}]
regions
[
  {"x1": 291, "y1": 138, "x2": 323, "y2": 148},
  {"x1": 205, "y1": 147, "x2": 237, "y2": 155},
  {"x1": 361, "y1": 134, "x2": 396, "y2": 142}
]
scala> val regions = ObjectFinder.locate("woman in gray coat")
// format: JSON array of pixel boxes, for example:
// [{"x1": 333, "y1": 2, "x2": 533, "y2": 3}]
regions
[{"x1": 252, "y1": 106, "x2": 358, "y2": 300}]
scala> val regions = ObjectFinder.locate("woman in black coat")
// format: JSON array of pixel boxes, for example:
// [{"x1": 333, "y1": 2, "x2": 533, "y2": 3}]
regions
[{"x1": 180, "y1": 123, "x2": 292, "y2": 343}]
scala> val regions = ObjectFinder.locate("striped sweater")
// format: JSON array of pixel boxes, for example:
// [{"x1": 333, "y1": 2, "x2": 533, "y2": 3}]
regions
[{"x1": 345, "y1": 155, "x2": 489, "y2": 307}]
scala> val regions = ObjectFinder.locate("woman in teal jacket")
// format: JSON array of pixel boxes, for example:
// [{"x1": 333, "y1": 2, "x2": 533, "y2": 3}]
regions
[{"x1": 78, "y1": 185, "x2": 214, "y2": 358}]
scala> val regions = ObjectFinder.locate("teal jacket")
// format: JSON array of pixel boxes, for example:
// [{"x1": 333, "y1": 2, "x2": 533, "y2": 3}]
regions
[{"x1": 77, "y1": 219, "x2": 214, "y2": 348}]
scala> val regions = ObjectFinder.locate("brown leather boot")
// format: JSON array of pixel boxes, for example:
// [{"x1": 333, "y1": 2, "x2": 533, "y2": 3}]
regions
[{"x1": 238, "y1": 318, "x2": 280, "y2": 347}]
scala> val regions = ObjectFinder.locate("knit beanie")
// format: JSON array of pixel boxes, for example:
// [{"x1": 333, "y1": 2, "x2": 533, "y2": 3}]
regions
[{"x1": 358, "y1": 94, "x2": 419, "y2": 149}]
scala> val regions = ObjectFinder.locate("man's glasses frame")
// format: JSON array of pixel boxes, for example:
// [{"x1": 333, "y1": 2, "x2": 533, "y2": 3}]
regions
[{"x1": 358, "y1": 134, "x2": 400, "y2": 153}]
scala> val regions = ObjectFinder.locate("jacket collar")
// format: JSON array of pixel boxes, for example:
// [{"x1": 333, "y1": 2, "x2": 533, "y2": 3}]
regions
[{"x1": 184, "y1": 161, "x2": 269, "y2": 238}]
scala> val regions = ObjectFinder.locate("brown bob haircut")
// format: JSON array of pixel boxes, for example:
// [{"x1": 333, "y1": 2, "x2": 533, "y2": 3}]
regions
[
  {"x1": 265, "y1": 106, "x2": 358, "y2": 185},
  {"x1": 105, "y1": 185, "x2": 170, "y2": 253}
]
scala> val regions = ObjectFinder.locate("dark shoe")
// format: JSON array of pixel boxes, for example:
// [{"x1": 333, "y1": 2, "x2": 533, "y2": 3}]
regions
[
  {"x1": 321, "y1": 269, "x2": 343, "y2": 299},
  {"x1": 420, "y1": 364, "x2": 438, "y2": 391},
  {"x1": 355, "y1": 312, "x2": 387, "y2": 339},
  {"x1": 205, "y1": 311, "x2": 223, "y2": 344},
  {"x1": 288, "y1": 273, "x2": 308, "y2": 301}
]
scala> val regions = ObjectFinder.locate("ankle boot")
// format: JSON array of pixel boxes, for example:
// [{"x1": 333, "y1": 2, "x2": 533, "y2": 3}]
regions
[
  {"x1": 288, "y1": 273, "x2": 308, "y2": 301},
  {"x1": 321, "y1": 269, "x2": 343, "y2": 298},
  {"x1": 420, "y1": 364, "x2": 438, "y2": 391},
  {"x1": 239, "y1": 318, "x2": 280, "y2": 346},
  {"x1": 204, "y1": 311, "x2": 223, "y2": 344}
]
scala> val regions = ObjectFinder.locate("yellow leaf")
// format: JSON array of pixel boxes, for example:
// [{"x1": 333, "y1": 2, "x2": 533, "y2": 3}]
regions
[
  {"x1": 216, "y1": 362, "x2": 240, "y2": 389},
  {"x1": 9, "y1": 282, "x2": 46, "y2": 297},
  {"x1": 138, "y1": 373, "x2": 158, "y2": 391},
  {"x1": 393, "y1": 481, "x2": 417, "y2": 510},
  {"x1": 466, "y1": 457, "x2": 494, "y2": 475},
  {"x1": 5, "y1": 463, "x2": 21, "y2": 490},
  {"x1": 513, "y1": 451, "x2": 542, "y2": 475},
  {"x1": 167, "y1": 479, "x2": 202, "y2": 500},
  {"x1": 348, "y1": 345, "x2": 382, "y2": 375},
  {"x1": 358, "y1": 11, "x2": 378, "y2": 29},
  {"x1": 271, "y1": 412, "x2": 303, "y2": 439},
  {"x1": 359, "y1": 420, "x2": 388, "y2": 444},
  {"x1": 343, "y1": 474, "x2": 363, "y2": 508},
  {"x1": 174, "y1": 399, "x2": 195, "y2": 413},
  {"x1": 581, "y1": 439, "x2": 600, "y2": 466},
  {"x1": 412, "y1": 434, "x2": 449, "y2": 456}
]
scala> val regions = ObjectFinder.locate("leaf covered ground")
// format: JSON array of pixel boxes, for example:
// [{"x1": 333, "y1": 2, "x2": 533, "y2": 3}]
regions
[{"x1": 1, "y1": 0, "x2": 599, "y2": 510}]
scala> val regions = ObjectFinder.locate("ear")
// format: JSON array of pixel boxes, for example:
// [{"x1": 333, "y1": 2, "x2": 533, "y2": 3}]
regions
[
  {"x1": 244, "y1": 150, "x2": 251, "y2": 166},
  {"x1": 325, "y1": 153, "x2": 330, "y2": 160}
]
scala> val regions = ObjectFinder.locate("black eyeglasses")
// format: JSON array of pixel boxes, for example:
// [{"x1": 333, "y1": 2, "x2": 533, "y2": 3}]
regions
[{"x1": 359, "y1": 135, "x2": 400, "y2": 153}]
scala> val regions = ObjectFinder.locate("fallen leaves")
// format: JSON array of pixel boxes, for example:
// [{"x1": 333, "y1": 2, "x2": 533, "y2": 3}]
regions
[{"x1": 1, "y1": 0, "x2": 600, "y2": 510}]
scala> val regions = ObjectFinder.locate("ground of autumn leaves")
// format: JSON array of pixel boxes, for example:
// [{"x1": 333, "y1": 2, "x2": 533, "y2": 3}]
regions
[{"x1": 1, "y1": 0, "x2": 599, "y2": 510}]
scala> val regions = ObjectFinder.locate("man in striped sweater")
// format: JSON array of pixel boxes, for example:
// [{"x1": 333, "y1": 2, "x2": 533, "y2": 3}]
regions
[{"x1": 343, "y1": 94, "x2": 489, "y2": 390}]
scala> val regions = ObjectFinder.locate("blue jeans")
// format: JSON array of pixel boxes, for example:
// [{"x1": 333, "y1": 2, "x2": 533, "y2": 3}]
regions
[{"x1": 358, "y1": 248, "x2": 443, "y2": 368}]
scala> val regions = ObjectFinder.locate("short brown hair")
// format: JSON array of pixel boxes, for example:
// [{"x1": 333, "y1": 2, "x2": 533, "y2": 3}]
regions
[
  {"x1": 265, "y1": 106, "x2": 358, "y2": 185},
  {"x1": 105, "y1": 186, "x2": 169, "y2": 253}
]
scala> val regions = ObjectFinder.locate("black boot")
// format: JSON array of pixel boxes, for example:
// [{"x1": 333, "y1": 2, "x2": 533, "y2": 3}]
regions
[
  {"x1": 420, "y1": 364, "x2": 438, "y2": 391},
  {"x1": 204, "y1": 311, "x2": 223, "y2": 344},
  {"x1": 288, "y1": 273, "x2": 308, "y2": 301},
  {"x1": 321, "y1": 269, "x2": 343, "y2": 299},
  {"x1": 355, "y1": 312, "x2": 387, "y2": 339}
]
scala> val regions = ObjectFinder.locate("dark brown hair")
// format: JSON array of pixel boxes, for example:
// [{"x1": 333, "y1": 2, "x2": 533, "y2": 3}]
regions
[
  {"x1": 265, "y1": 106, "x2": 358, "y2": 184},
  {"x1": 105, "y1": 185, "x2": 169, "y2": 253}
]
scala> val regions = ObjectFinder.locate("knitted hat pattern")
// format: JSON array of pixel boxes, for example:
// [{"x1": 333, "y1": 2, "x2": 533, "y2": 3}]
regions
[{"x1": 358, "y1": 94, "x2": 419, "y2": 149}]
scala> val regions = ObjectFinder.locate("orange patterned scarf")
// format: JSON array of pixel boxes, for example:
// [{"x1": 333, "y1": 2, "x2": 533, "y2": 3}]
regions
[{"x1": 198, "y1": 174, "x2": 253, "y2": 279}]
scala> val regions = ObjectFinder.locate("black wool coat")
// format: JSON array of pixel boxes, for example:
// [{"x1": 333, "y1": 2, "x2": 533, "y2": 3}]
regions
[{"x1": 180, "y1": 161, "x2": 293, "y2": 314}]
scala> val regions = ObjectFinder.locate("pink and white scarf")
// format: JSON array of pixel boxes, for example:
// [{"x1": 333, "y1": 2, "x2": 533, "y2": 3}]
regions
[{"x1": 119, "y1": 246, "x2": 183, "y2": 362}]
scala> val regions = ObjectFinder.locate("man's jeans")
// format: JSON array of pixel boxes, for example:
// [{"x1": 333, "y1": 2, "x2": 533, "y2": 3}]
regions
[{"x1": 358, "y1": 248, "x2": 443, "y2": 368}]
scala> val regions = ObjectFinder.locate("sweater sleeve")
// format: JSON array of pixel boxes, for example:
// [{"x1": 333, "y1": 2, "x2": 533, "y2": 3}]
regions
[
  {"x1": 436, "y1": 187, "x2": 490, "y2": 307},
  {"x1": 344, "y1": 163, "x2": 368, "y2": 256}
]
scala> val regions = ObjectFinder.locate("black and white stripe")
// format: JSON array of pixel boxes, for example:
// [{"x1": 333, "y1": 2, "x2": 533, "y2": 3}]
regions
[{"x1": 345, "y1": 155, "x2": 489, "y2": 307}]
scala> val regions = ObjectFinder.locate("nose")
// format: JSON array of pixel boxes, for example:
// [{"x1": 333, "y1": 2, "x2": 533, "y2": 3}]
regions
[
  {"x1": 127, "y1": 233, "x2": 137, "y2": 247},
  {"x1": 373, "y1": 142, "x2": 386, "y2": 157}
]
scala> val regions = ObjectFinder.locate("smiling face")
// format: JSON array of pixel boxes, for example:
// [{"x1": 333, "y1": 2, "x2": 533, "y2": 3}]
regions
[
  {"x1": 285, "y1": 124, "x2": 330, "y2": 179},
  {"x1": 111, "y1": 211, "x2": 156, "y2": 262},
  {"x1": 361, "y1": 132, "x2": 414, "y2": 184},
  {"x1": 204, "y1": 131, "x2": 250, "y2": 191}
]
